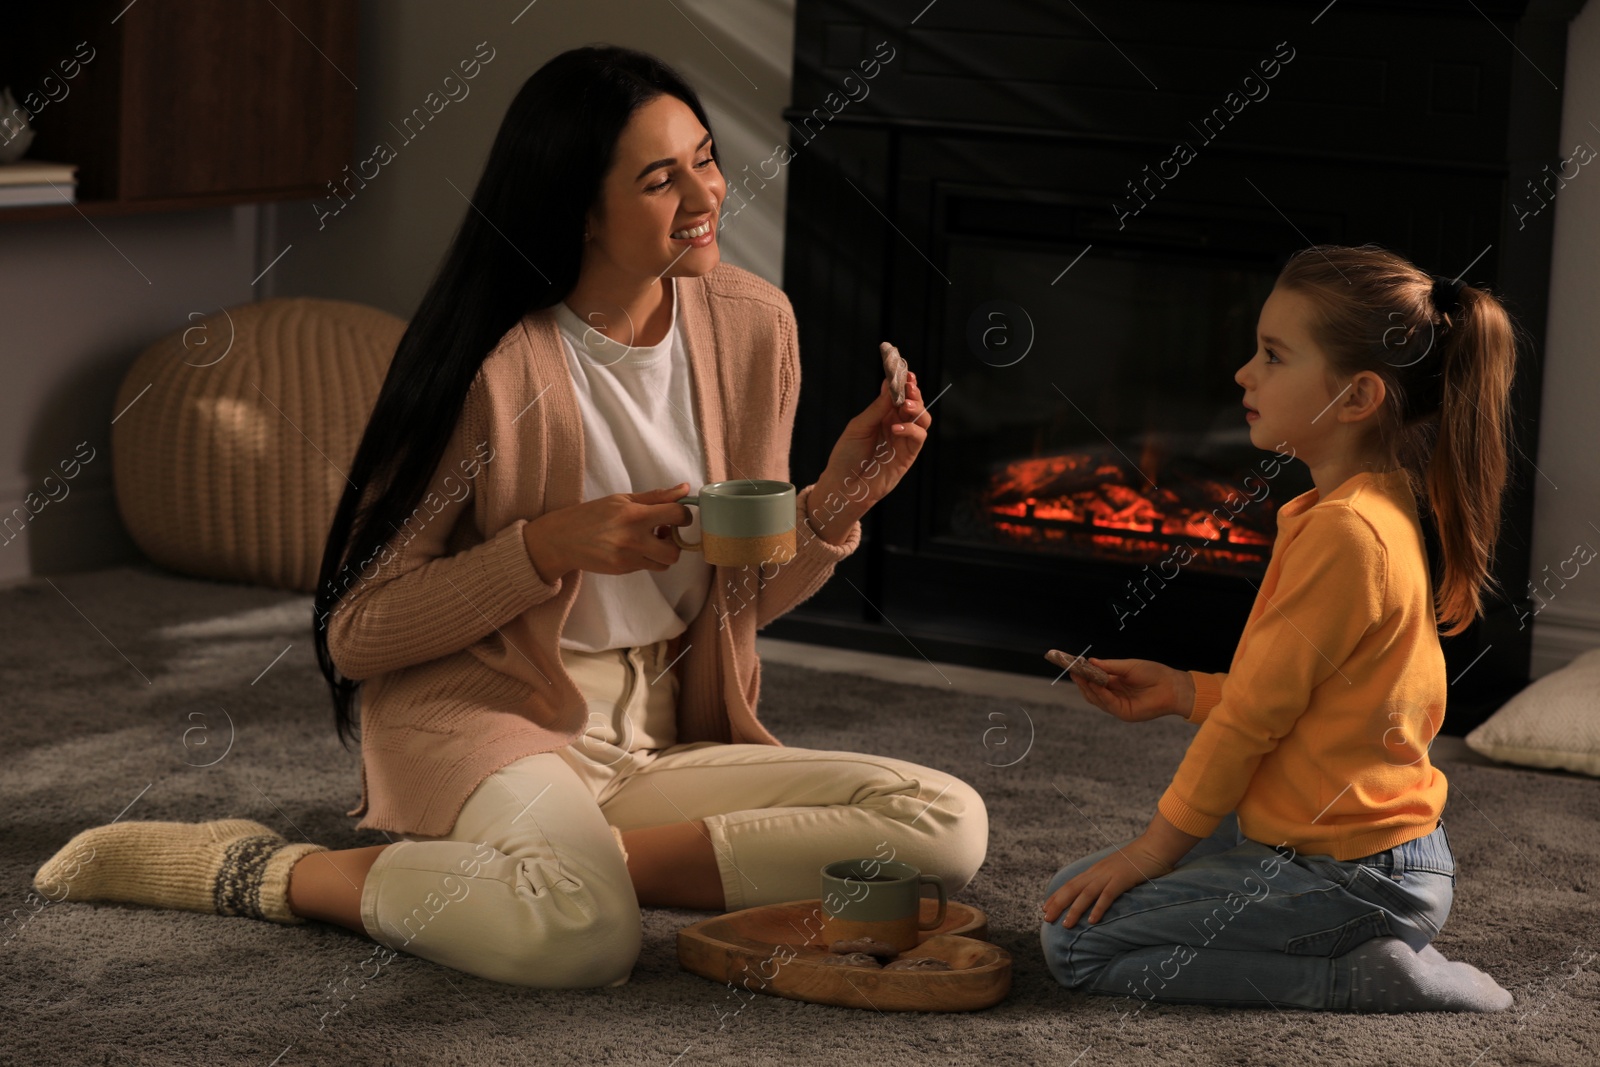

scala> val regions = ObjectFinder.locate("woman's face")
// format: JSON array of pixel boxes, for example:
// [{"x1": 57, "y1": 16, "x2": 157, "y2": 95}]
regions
[{"x1": 586, "y1": 93, "x2": 725, "y2": 281}]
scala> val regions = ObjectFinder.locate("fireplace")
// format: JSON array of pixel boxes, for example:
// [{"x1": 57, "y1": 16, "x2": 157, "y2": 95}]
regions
[
  {"x1": 765, "y1": 0, "x2": 1582, "y2": 734},
  {"x1": 970, "y1": 448, "x2": 1279, "y2": 574},
  {"x1": 929, "y1": 238, "x2": 1295, "y2": 578}
]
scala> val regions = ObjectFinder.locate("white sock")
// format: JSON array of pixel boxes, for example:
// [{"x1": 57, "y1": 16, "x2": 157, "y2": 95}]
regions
[
  {"x1": 1341, "y1": 937, "x2": 1513, "y2": 1013},
  {"x1": 1418, "y1": 943, "x2": 1448, "y2": 966}
]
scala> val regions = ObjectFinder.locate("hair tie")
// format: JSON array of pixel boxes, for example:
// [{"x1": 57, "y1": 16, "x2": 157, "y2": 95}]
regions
[
  {"x1": 1397, "y1": 274, "x2": 1463, "y2": 421},
  {"x1": 1430, "y1": 274, "x2": 1464, "y2": 316}
]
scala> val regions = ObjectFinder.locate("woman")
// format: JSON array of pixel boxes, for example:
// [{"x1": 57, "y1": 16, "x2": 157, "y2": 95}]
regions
[{"x1": 34, "y1": 46, "x2": 987, "y2": 988}]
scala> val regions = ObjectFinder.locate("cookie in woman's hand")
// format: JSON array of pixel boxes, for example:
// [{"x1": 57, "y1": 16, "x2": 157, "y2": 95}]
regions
[
  {"x1": 880, "y1": 342, "x2": 908, "y2": 407},
  {"x1": 1046, "y1": 649, "x2": 1109, "y2": 686}
]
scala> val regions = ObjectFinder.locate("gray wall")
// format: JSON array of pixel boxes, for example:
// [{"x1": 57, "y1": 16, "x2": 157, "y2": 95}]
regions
[
  {"x1": 0, "y1": 206, "x2": 261, "y2": 579},
  {"x1": 1, "y1": 0, "x2": 1596, "y2": 678},
  {"x1": 1529, "y1": 0, "x2": 1600, "y2": 676},
  {"x1": 0, "y1": 0, "x2": 794, "y2": 587},
  {"x1": 268, "y1": 0, "x2": 796, "y2": 316}
]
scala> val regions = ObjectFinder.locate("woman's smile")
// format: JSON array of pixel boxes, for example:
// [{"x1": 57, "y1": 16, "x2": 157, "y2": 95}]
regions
[{"x1": 669, "y1": 214, "x2": 716, "y2": 246}]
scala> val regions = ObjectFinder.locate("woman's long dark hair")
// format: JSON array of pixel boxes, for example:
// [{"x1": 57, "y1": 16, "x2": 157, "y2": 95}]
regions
[{"x1": 313, "y1": 46, "x2": 719, "y2": 747}]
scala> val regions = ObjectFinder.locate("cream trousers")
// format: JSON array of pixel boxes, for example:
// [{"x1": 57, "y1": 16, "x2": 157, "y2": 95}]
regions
[{"x1": 357, "y1": 638, "x2": 988, "y2": 988}]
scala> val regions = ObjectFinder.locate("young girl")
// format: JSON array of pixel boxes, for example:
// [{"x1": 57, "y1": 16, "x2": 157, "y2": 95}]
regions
[
  {"x1": 1040, "y1": 244, "x2": 1519, "y2": 1013},
  {"x1": 32, "y1": 46, "x2": 986, "y2": 988}
]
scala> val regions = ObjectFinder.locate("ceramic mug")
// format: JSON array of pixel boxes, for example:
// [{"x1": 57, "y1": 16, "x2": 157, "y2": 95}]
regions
[
  {"x1": 670, "y1": 479, "x2": 797, "y2": 567},
  {"x1": 820, "y1": 858, "x2": 947, "y2": 952}
]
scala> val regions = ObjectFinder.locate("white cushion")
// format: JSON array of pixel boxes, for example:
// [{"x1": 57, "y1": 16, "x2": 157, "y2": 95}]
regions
[{"x1": 1465, "y1": 646, "x2": 1600, "y2": 776}]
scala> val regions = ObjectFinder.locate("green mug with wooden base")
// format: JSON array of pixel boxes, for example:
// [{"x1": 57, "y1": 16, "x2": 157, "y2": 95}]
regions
[
  {"x1": 820, "y1": 858, "x2": 947, "y2": 953},
  {"x1": 671, "y1": 479, "x2": 797, "y2": 567}
]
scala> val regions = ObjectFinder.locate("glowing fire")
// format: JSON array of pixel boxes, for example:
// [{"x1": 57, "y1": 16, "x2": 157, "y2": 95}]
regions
[{"x1": 977, "y1": 450, "x2": 1274, "y2": 571}]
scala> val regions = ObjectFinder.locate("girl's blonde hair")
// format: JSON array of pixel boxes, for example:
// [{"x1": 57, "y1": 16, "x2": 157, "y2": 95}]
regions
[{"x1": 1276, "y1": 243, "x2": 1519, "y2": 636}]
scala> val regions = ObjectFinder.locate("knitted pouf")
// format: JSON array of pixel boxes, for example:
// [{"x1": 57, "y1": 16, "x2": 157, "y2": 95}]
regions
[{"x1": 111, "y1": 298, "x2": 405, "y2": 593}]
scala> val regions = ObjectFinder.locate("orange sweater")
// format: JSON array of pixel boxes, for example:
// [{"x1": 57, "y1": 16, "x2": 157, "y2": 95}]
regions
[{"x1": 1156, "y1": 468, "x2": 1449, "y2": 860}]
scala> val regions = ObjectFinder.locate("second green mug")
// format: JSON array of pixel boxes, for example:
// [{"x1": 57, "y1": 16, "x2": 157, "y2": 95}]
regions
[{"x1": 820, "y1": 858, "x2": 947, "y2": 952}]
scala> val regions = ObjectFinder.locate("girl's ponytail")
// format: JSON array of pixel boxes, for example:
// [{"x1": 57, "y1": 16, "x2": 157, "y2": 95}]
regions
[{"x1": 1427, "y1": 284, "x2": 1518, "y2": 635}]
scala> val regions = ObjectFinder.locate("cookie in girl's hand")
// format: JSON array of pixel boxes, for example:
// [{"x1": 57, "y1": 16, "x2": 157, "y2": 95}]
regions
[
  {"x1": 880, "y1": 342, "x2": 909, "y2": 407},
  {"x1": 1046, "y1": 649, "x2": 1109, "y2": 686}
]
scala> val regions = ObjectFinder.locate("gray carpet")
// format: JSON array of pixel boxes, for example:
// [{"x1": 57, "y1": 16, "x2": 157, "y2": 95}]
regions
[{"x1": 3, "y1": 563, "x2": 1596, "y2": 1066}]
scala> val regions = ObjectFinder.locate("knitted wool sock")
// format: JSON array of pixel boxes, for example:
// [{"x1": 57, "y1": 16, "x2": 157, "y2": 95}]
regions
[
  {"x1": 33, "y1": 819, "x2": 327, "y2": 925},
  {"x1": 1341, "y1": 937, "x2": 1513, "y2": 1013}
]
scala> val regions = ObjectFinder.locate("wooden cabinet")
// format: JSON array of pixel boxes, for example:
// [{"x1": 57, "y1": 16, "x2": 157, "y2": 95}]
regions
[{"x1": 1, "y1": 0, "x2": 357, "y2": 221}]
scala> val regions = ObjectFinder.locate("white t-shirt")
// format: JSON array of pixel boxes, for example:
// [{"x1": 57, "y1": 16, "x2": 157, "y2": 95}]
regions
[{"x1": 553, "y1": 277, "x2": 713, "y2": 653}]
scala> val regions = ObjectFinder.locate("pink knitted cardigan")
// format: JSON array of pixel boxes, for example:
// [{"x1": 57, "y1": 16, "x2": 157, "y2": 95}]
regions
[{"x1": 325, "y1": 263, "x2": 863, "y2": 836}]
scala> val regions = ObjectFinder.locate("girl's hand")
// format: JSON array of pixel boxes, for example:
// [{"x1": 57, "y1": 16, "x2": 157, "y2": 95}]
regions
[
  {"x1": 522, "y1": 483, "x2": 692, "y2": 581},
  {"x1": 1070, "y1": 658, "x2": 1194, "y2": 723},
  {"x1": 1041, "y1": 836, "x2": 1175, "y2": 927},
  {"x1": 812, "y1": 369, "x2": 930, "y2": 530}
]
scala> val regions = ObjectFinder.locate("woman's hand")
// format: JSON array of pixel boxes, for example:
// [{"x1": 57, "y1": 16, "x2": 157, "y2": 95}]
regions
[
  {"x1": 1070, "y1": 658, "x2": 1195, "y2": 723},
  {"x1": 522, "y1": 483, "x2": 692, "y2": 582},
  {"x1": 1041, "y1": 836, "x2": 1176, "y2": 927},
  {"x1": 809, "y1": 368, "x2": 931, "y2": 538}
]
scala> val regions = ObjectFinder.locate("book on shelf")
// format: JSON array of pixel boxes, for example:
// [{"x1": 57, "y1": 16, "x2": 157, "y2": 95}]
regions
[{"x1": 0, "y1": 160, "x2": 78, "y2": 207}]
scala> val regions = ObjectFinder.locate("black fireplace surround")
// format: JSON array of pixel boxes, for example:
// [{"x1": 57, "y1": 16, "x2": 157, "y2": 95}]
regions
[{"x1": 763, "y1": 0, "x2": 1582, "y2": 735}]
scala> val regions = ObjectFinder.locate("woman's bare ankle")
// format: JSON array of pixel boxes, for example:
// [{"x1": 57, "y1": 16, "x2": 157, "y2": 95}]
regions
[{"x1": 287, "y1": 844, "x2": 389, "y2": 934}]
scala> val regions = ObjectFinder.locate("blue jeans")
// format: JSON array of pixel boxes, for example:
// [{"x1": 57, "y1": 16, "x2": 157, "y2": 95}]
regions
[{"x1": 1039, "y1": 814, "x2": 1456, "y2": 1011}]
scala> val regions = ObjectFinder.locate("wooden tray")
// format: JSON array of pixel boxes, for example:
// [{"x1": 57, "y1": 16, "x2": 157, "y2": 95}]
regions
[{"x1": 677, "y1": 898, "x2": 1010, "y2": 1012}]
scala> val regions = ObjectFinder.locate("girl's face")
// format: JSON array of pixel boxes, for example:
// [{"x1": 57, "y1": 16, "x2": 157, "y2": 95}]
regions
[
  {"x1": 1235, "y1": 285, "x2": 1348, "y2": 458},
  {"x1": 586, "y1": 93, "x2": 725, "y2": 282}
]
